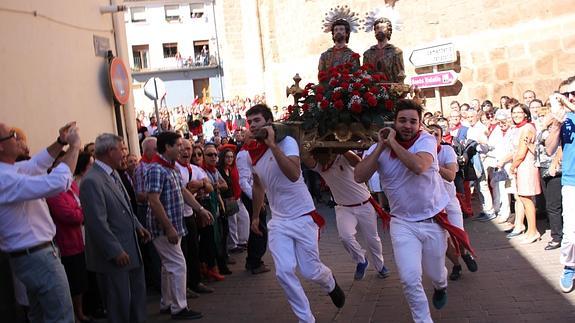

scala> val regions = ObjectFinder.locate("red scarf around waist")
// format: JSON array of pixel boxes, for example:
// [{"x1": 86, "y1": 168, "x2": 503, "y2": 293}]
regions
[
  {"x1": 308, "y1": 210, "x2": 326, "y2": 240},
  {"x1": 241, "y1": 140, "x2": 268, "y2": 165},
  {"x1": 390, "y1": 131, "x2": 421, "y2": 159},
  {"x1": 152, "y1": 154, "x2": 176, "y2": 169},
  {"x1": 433, "y1": 211, "x2": 476, "y2": 257},
  {"x1": 368, "y1": 197, "x2": 392, "y2": 230}
]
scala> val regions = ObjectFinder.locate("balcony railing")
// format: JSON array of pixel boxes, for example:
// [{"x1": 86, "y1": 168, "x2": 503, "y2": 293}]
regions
[{"x1": 131, "y1": 55, "x2": 219, "y2": 73}]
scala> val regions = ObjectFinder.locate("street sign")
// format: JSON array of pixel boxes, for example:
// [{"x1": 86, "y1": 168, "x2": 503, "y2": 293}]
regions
[
  {"x1": 109, "y1": 58, "x2": 130, "y2": 105},
  {"x1": 143, "y1": 77, "x2": 166, "y2": 100},
  {"x1": 409, "y1": 70, "x2": 458, "y2": 89},
  {"x1": 409, "y1": 43, "x2": 456, "y2": 68}
]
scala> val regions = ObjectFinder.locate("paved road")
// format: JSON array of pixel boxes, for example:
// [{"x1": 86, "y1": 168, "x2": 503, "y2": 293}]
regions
[{"x1": 146, "y1": 204, "x2": 575, "y2": 322}]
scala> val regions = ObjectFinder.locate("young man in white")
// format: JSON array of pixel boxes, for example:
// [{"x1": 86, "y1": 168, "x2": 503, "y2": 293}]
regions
[
  {"x1": 355, "y1": 99, "x2": 450, "y2": 323},
  {"x1": 429, "y1": 124, "x2": 478, "y2": 281},
  {"x1": 245, "y1": 104, "x2": 344, "y2": 323},
  {"x1": 302, "y1": 150, "x2": 389, "y2": 280}
]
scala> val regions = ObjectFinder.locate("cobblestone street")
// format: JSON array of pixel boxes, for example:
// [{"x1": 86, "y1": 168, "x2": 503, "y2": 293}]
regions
[{"x1": 144, "y1": 204, "x2": 575, "y2": 323}]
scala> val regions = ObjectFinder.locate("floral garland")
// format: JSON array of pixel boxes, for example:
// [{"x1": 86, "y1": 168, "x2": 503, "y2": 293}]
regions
[{"x1": 284, "y1": 60, "x2": 407, "y2": 136}]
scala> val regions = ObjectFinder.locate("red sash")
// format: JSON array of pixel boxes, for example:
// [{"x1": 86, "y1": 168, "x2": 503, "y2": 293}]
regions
[
  {"x1": 368, "y1": 197, "x2": 392, "y2": 230},
  {"x1": 433, "y1": 211, "x2": 476, "y2": 257},
  {"x1": 390, "y1": 131, "x2": 421, "y2": 159},
  {"x1": 308, "y1": 210, "x2": 326, "y2": 240}
]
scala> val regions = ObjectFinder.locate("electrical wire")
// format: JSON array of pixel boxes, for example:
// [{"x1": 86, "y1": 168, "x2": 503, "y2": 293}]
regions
[{"x1": 0, "y1": 7, "x2": 113, "y2": 34}]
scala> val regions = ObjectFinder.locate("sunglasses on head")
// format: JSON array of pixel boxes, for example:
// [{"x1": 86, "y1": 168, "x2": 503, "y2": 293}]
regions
[
  {"x1": 561, "y1": 91, "x2": 575, "y2": 97},
  {"x1": 0, "y1": 130, "x2": 18, "y2": 142}
]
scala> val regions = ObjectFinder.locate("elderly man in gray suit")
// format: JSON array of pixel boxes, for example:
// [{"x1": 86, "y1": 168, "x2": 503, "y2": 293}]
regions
[{"x1": 80, "y1": 133, "x2": 151, "y2": 323}]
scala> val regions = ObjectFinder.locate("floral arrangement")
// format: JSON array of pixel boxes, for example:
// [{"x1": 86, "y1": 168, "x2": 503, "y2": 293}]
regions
[{"x1": 284, "y1": 59, "x2": 408, "y2": 137}]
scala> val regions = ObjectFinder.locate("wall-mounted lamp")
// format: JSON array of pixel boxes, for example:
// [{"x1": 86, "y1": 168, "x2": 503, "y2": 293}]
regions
[{"x1": 100, "y1": 5, "x2": 127, "y2": 14}]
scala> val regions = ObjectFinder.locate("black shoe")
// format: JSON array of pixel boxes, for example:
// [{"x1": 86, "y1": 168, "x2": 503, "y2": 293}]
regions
[
  {"x1": 461, "y1": 254, "x2": 478, "y2": 272},
  {"x1": 449, "y1": 265, "x2": 462, "y2": 281},
  {"x1": 432, "y1": 288, "x2": 447, "y2": 310},
  {"x1": 171, "y1": 308, "x2": 203, "y2": 320},
  {"x1": 159, "y1": 307, "x2": 171, "y2": 315},
  {"x1": 328, "y1": 279, "x2": 345, "y2": 308},
  {"x1": 229, "y1": 247, "x2": 244, "y2": 254},
  {"x1": 545, "y1": 241, "x2": 561, "y2": 251},
  {"x1": 251, "y1": 264, "x2": 271, "y2": 275},
  {"x1": 219, "y1": 267, "x2": 232, "y2": 275},
  {"x1": 192, "y1": 282, "x2": 214, "y2": 294}
]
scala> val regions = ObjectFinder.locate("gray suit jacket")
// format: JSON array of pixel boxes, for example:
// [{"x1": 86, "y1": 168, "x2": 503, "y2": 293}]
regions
[{"x1": 80, "y1": 162, "x2": 144, "y2": 273}]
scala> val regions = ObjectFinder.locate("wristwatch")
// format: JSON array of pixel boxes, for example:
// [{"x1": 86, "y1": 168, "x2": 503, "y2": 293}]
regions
[{"x1": 57, "y1": 137, "x2": 68, "y2": 146}]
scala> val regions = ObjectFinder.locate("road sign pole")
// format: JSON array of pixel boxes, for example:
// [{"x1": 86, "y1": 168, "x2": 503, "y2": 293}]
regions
[
  {"x1": 153, "y1": 78, "x2": 162, "y2": 133},
  {"x1": 433, "y1": 66, "x2": 443, "y2": 115}
]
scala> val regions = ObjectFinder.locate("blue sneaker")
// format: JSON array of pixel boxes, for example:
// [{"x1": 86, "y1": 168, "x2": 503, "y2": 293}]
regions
[
  {"x1": 378, "y1": 265, "x2": 391, "y2": 279},
  {"x1": 354, "y1": 259, "x2": 368, "y2": 280},
  {"x1": 476, "y1": 212, "x2": 496, "y2": 222},
  {"x1": 560, "y1": 267, "x2": 575, "y2": 293},
  {"x1": 432, "y1": 288, "x2": 447, "y2": 309}
]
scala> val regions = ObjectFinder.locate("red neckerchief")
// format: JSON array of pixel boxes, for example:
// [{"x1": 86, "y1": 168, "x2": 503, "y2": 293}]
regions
[
  {"x1": 390, "y1": 131, "x2": 421, "y2": 159},
  {"x1": 177, "y1": 160, "x2": 192, "y2": 174},
  {"x1": 515, "y1": 120, "x2": 529, "y2": 128},
  {"x1": 437, "y1": 145, "x2": 442, "y2": 153},
  {"x1": 443, "y1": 133, "x2": 453, "y2": 145},
  {"x1": 450, "y1": 123, "x2": 462, "y2": 132},
  {"x1": 434, "y1": 211, "x2": 476, "y2": 257},
  {"x1": 152, "y1": 154, "x2": 176, "y2": 169},
  {"x1": 241, "y1": 140, "x2": 268, "y2": 166},
  {"x1": 202, "y1": 162, "x2": 217, "y2": 173},
  {"x1": 140, "y1": 154, "x2": 153, "y2": 164}
]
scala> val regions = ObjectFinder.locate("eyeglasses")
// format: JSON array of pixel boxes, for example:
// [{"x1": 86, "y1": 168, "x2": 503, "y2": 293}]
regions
[
  {"x1": 0, "y1": 130, "x2": 17, "y2": 143},
  {"x1": 561, "y1": 91, "x2": 575, "y2": 97},
  {"x1": 205, "y1": 153, "x2": 217, "y2": 157},
  {"x1": 193, "y1": 152, "x2": 203, "y2": 157}
]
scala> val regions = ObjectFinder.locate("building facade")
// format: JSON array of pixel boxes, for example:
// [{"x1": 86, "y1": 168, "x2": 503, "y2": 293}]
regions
[{"x1": 124, "y1": 0, "x2": 224, "y2": 112}]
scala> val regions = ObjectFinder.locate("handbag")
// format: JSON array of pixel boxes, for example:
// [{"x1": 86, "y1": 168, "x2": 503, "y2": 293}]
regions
[
  {"x1": 223, "y1": 197, "x2": 239, "y2": 217},
  {"x1": 491, "y1": 167, "x2": 509, "y2": 182}
]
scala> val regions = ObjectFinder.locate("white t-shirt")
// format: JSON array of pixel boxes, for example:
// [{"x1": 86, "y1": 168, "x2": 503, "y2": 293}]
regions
[
  {"x1": 236, "y1": 150, "x2": 253, "y2": 199},
  {"x1": 314, "y1": 155, "x2": 371, "y2": 205},
  {"x1": 437, "y1": 145, "x2": 458, "y2": 199},
  {"x1": 251, "y1": 136, "x2": 315, "y2": 220},
  {"x1": 176, "y1": 163, "x2": 207, "y2": 217},
  {"x1": 365, "y1": 132, "x2": 449, "y2": 221}
]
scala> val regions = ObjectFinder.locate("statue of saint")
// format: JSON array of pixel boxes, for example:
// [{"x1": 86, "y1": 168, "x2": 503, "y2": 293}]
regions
[
  {"x1": 318, "y1": 6, "x2": 361, "y2": 73},
  {"x1": 363, "y1": 17, "x2": 405, "y2": 83}
]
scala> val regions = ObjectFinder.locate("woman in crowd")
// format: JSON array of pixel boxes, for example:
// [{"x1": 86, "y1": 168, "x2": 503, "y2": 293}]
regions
[
  {"x1": 201, "y1": 143, "x2": 231, "y2": 275},
  {"x1": 508, "y1": 104, "x2": 541, "y2": 244},
  {"x1": 217, "y1": 147, "x2": 245, "y2": 254},
  {"x1": 535, "y1": 104, "x2": 563, "y2": 250},
  {"x1": 191, "y1": 144, "x2": 226, "y2": 281},
  {"x1": 46, "y1": 151, "x2": 94, "y2": 323}
]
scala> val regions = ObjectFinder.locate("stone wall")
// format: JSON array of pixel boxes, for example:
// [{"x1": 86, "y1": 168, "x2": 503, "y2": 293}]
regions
[{"x1": 218, "y1": 0, "x2": 575, "y2": 112}]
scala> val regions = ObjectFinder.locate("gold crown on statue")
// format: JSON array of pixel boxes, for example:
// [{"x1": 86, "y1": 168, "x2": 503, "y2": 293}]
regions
[
  {"x1": 363, "y1": 7, "x2": 403, "y2": 32},
  {"x1": 322, "y1": 5, "x2": 361, "y2": 33}
]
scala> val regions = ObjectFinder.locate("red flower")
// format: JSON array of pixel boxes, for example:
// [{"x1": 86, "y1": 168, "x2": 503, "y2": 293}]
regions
[
  {"x1": 332, "y1": 91, "x2": 342, "y2": 100},
  {"x1": 342, "y1": 68, "x2": 350, "y2": 75},
  {"x1": 369, "y1": 86, "x2": 379, "y2": 94},
  {"x1": 372, "y1": 74, "x2": 381, "y2": 82},
  {"x1": 353, "y1": 71, "x2": 362, "y2": 77},
  {"x1": 334, "y1": 100, "x2": 344, "y2": 110},
  {"x1": 301, "y1": 89, "x2": 309, "y2": 98},
  {"x1": 315, "y1": 85, "x2": 325, "y2": 94},
  {"x1": 352, "y1": 82, "x2": 362, "y2": 90},
  {"x1": 318, "y1": 71, "x2": 329, "y2": 82},
  {"x1": 302, "y1": 103, "x2": 310, "y2": 112},
  {"x1": 380, "y1": 73, "x2": 388, "y2": 81},
  {"x1": 361, "y1": 78, "x2": 371, "y2": 85},
  {"x1": 316, "y1": 93, "x2": 324, "y2": 102},
  {"x1": 320, "y1": 100, "x2": 330, "y2": 110},
  {"x1": 341, "y1": 82, "x2": 350, "y2": 90},
  {"x1": 341, "y1": 74, "x2": 351, "y2": 82},
  {"x1": 304, "y1": 82, "x2": 315, "y2": 90},
  {"x1": 329, "y1": 78, "x2": 339, "y2": 87},
  {"x1": 367, "y1": 97, "x2": 378, "y2": 107},
  {"x1": 351, "y1": 103, "x2": 362, "y2": 114},
  {"x1": 287, "y1": 105, "x2": 294, "y2": 113},
  {"x1": 351, "y1": 53, "x2": 360, "y2": 60},
  {"x1": 363, "y1": 92, "x2": 373, "y2": 100},
  {"x1": 352, "y1": 90, "x2": 360, "y2": 97},
  {"x1": 344, "y1": 62, "x2": 353, "y2": 70},
  {"x1": 385, "y1": 100, "x2": 394, "y2": 111}
]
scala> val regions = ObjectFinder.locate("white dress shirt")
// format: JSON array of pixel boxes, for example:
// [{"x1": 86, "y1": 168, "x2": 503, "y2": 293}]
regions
[{"x1": 0, "y1": 149, "x2": 73, "y2": 252}]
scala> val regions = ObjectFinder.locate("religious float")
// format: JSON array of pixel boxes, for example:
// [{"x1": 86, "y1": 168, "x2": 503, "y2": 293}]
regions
[{"x1": 274, "y1": 6, "x2": 420, "y2": 155}]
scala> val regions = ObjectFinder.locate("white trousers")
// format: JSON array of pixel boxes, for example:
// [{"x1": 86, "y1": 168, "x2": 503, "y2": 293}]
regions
[
  {"x1": 153, "y1": 236, "x2": 187, "y2": 314},
  {"x1": 445, "y1": 196, "x2": 464, "y2": 229},
  {"x1": 268, "y1": 216, "x2": 336, "y2": 323},
  {"x1": 561, "y1": 186, "x2": 575, "y2": 267},
  {"x1": 227, "y1": 199, "x2": 251, "y2": 248},
  {"x1": 474, "y1": 174, "x2": 494, "y2": 214},
  {"x1": 334, "y1": 202, "x2": 384, "y2": 270},
  {"x1": 390, "y1": 217, "x2": 448, "y2": 323},
  {"x1": 490, "y1": 176, "x2": 511, "y2": 221}
]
